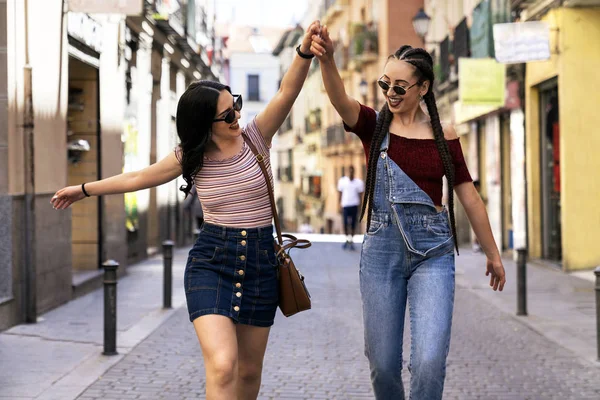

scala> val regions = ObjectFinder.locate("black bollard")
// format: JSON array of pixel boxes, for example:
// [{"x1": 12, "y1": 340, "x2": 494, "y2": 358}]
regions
[
  {"x1": 162, "y1": 240, "x2": 174, "y2": 309},
  {"x1": 516, "y1": 248, "x2": 527, "y2": 316},
  {"x1": 595, "y1": 266, "x2": 600, "y2": 362},
  {"x1": 102, "y1": 260, "x2": 119, "y2": 356},
  {"x1": 193, "y1": 229, "x2": 201, "y2": 243}
]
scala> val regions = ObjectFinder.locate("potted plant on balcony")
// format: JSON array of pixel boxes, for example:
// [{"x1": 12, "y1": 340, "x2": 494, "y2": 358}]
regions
[
  {"x1": 351, "y1": 22, "x2": 378, "y2": 71},
  {"x1": 362, "y1": 21, "x2": 378, "y2": 54}
]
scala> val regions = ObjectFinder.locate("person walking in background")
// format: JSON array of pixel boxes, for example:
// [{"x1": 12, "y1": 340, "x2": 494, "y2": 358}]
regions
[
  {"x1": 338, "y1": 165, "x2": 364, "y2": 250},
  {"x1": 298, "y1": 217, "x2": 315, "y2": 234}
]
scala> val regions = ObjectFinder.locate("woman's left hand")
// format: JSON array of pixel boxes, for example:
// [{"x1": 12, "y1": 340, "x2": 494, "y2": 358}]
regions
[{"x1": 486, "y1": 257, "x2": 506, "y2": 291}]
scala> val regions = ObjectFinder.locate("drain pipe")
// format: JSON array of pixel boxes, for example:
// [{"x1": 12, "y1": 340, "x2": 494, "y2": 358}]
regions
[{"x1": 22, "y1": 0, "x2": 36, "y2": 323}]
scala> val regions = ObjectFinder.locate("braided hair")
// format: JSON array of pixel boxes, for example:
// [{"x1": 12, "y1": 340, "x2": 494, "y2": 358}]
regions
[{"x1": 359, "y1": 45, "x2": 459, "y2": 253}]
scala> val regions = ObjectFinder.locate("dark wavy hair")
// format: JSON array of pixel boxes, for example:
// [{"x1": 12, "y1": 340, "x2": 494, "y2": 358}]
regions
[
  {"x1": 176, "y1": 80, "x2": 231, "y2": 197},
  {"x1": 360, "y1": 45, "x2": 459, "y2": 253}
]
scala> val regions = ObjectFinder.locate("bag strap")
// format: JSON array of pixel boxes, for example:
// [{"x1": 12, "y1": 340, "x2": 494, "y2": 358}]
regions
[
  {"x1": 242, "y1": 133, "x2": 310, "y2": 250},
  {"x1": 241, "y1": 133, "x2": 283, "y2": 244}
]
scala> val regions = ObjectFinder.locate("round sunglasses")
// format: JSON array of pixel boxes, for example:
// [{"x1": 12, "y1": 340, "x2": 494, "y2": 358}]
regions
[
  {"x1": 214, "y1": 94, "x2": 243, "y2": 124},
  {"x1": 377, "y1": 79, "x2": 418, "y2": 96}
]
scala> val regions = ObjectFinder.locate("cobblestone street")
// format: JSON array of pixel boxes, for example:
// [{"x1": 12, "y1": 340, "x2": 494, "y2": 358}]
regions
[{"x1": 76, "y1": 243, "x2": 600, "y2": 400}]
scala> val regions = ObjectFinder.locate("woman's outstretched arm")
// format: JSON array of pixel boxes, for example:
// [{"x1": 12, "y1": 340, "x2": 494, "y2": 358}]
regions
[{"x1": 51, "y1": 152, "x2": 182, "y2": 210}]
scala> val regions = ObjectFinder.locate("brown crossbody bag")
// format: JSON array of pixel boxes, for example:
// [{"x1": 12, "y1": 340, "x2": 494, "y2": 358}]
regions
[{"x1": 242, "y1": 133, "x2": 312, "y2": 317}]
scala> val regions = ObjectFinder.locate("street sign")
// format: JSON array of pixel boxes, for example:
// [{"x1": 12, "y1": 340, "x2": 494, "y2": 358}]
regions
[
  {"x1": 493, "y1": 21, "x2": 551, "y2": 64},
  {"x1": 68, "y1": 0, "x2": 144, "y2": 15},
  {"x1": 458, "y1": 58, "x2": 506, "y2": 107}
]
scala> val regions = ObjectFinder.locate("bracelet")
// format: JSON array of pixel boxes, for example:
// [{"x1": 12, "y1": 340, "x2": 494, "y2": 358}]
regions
[
  {"x1": 296, "y1": 44, "x2": 314, "y2": 59},
  {"x1": 81, "y1": 183, "x2": 91, "y2": 197}
]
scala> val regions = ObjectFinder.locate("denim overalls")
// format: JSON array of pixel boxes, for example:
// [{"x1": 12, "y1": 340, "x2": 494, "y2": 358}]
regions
[{"x1": 360, "y1": 132, "x2": 456, "y2": 400}]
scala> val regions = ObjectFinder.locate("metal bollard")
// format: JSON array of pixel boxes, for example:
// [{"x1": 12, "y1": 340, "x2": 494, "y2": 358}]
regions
[
  {"x1": 595, "y1": 266, "x2": 600, "y2": 362},
  {"x1": 162, "y1": 240, "x2": 174, "y2": 309},
  {"x1": 193, "y1": 229, "x2": 201, "y2": 243},
  {"x1": 102, "y1": 260, "x2": 119, "y2": 356},
  {"x1": 516, "y1": 248, "x2": 527, "y2": 316}
]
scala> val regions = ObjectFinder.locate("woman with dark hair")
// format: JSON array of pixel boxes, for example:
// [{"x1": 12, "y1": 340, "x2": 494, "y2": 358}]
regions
[
  {"x1": 311, "y1": 29, "x2": 506, "y2": 399},
  {"x1": 51, "y1": 21, "x2": 322, "y2": 400}
]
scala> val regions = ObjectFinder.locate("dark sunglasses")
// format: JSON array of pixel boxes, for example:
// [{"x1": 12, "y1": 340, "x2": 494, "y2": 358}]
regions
[
  {"x1": 377, "y1": 79, "x2": 418, "y2": 96},
  {"x1": 214, "y1": 94, "x2": 243, "y2": 124}
]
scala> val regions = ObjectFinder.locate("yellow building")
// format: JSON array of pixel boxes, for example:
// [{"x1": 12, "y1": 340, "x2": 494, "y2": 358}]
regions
[
  {"x1": 425, "y1": 0, "x2": 600, "y2": 271},
  {"x1": 524, "y1": 7, "x2": 600, "y2": 271}
]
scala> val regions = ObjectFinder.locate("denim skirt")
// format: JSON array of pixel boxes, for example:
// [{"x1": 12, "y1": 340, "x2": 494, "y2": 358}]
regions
[{"x1": 184, "y1": 223, "x2": 279, "y2": 327}]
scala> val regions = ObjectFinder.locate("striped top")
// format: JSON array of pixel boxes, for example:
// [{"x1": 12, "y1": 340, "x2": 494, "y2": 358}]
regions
[{"x1": 175, "y1": 118, "x2": 274, "y2": 228}]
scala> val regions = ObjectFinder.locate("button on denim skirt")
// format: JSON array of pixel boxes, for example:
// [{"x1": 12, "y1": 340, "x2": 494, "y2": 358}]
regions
[{"x1": 184, "y1": 223, "x2": 279, "y2": 327}]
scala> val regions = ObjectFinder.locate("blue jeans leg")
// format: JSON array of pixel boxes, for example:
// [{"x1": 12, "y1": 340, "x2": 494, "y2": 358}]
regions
[
  {"x1": 407, "y1": 252, "x2": 455, "y2": 400},
  {"x1": 360, "y1": 233, "x2": 408, "y2": 400}
]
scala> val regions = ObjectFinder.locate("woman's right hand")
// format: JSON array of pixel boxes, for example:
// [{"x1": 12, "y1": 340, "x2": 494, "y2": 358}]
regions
[
  {"x1": 51, "y1": 185, "x2": 87, "y2": 210},
  {"x1": 310, "y1": 25, "x2": 334, "y2": 61}
]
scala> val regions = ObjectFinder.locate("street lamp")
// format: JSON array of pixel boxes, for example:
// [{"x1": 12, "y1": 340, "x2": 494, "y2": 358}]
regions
[
  {"x1": 412, "y1": 8, "x2": 431, "y2": 40},
  {"x1": 359, "y1": 79, "x2": 368, "y2": 105}
]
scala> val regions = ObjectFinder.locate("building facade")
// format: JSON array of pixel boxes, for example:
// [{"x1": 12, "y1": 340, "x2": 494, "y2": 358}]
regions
[
  {"x1": 520, "y1": 2, "x2": 600, "y2": 271},
  {"x1": 0, "y1": 0, "x2": 222, "y2": 331},
  {"x1": 315, "y1": 0, "x2": 426, "y2": 234},
  {"x1": 272, "y1": 27, "x2": 304, "y2": 231},
  {"x1": 423, "y1": 0, "x2": 600, "y2": 271}
]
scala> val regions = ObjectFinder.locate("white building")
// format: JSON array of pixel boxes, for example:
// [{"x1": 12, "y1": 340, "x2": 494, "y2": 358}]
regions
[
  {"x1": 223, "y1": 26, "x2": 283, "y2": 127},
  {"x1": 0, "y1": 0, "x2": 220, "y2": 330},
  {"x1": 272, "y1": 27, "x2": 304, "y2": 230}
]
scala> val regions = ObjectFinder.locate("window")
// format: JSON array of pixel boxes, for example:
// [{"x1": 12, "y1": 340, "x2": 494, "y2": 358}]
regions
[
  {"x1": 248, "y1": 74, "x2": 260, "y2": 101},
  {"x1": 286, "y1": 149, "x2": 294, "y2": 181},
  {"x1": 308, "y1": 176, "x2": 321, "y2": 198},
  {"x1": 371, "y1": 80, "x2": 379, "y2": 109}
]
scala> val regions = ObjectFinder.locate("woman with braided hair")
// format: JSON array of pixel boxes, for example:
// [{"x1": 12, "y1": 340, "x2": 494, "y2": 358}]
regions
[{"x1": 309, "y1": 29, "x2": 506, "y2": 399}]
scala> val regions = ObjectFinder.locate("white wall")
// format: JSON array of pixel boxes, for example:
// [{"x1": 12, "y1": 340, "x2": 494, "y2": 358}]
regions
[
  {"x1": 485, "y1": 114, "x2": 502, "y2": 248},
  {"x1": 7, "y1": 0, "x2": 69, "y2": 194},
  {"x1": 229, "y1": 52, "x2": 279, "y2": 126}
]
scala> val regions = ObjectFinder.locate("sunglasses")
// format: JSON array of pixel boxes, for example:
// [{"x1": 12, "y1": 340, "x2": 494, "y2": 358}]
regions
[
  {"x1": 377, "y1": 79, "x2": 418, "y2": 96},
  {"x1": 214, "y1": 94, "x2": 243, "y2": 124}
]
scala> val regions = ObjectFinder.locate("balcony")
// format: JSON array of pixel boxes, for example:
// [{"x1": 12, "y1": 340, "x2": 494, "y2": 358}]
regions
[
  {"x1": 322, "y1": 124, "x2": 346, "y2": 147},
  {"x1": 149, "y1": 0, "x2": 214, "y2": 78},
  {"x1": 349, "y1": 22, "x2": 379, "y2": 71},
  {"x1": 279, "y1": 114, "x2": 293, "y2": 134},
  {"x1": 305, "y1": 108, "x2": 322, "y2": 134},
  {"x1": 333, "y1": 42, "x2": 349, "y2": 71},
  {"x1": 301, "y1": 175, "x2": 322, "y2": 199},
  {"x1": 277, "y1": 166, "x2": 293, "y2": 183},
  {"x1": 319, "y1": 0, "x2": 349, "y2": 23},
  {"x1": 152, "y1": 0, "x2": 185, "y2": 37}
]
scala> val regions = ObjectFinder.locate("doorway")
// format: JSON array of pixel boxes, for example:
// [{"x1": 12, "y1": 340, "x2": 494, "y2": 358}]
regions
[
  {"x1": 67, "y1": 57, "x2": 101, "y2": 272},
  {"x1": 539, "y1": 81, "x2": 561, "y2": 262}
]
